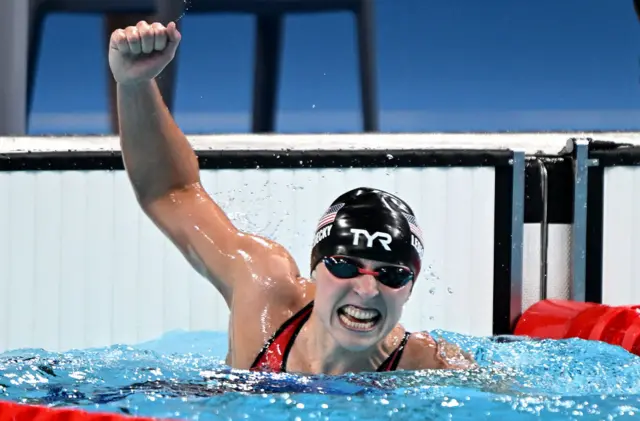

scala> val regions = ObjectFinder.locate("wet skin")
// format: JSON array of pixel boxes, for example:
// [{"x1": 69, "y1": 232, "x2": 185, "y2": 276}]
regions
[{"x1": 109, "y1": 20, "x2": 476, "y2": 375}]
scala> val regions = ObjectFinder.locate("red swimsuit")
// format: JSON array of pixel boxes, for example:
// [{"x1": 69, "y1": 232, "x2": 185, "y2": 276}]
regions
[{"x1": 250, "y1": 301, "x2": 411, "y2": 373}]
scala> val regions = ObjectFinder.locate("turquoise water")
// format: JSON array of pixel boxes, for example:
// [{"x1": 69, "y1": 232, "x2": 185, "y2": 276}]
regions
[{"x1": 0, "y1": 330, "x2": 639, "y2": 420}]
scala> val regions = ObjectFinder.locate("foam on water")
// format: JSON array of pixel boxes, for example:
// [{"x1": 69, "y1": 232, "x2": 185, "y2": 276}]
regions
[{"x1": 0, "y1": 330, "x2": 639, "y2": 420}]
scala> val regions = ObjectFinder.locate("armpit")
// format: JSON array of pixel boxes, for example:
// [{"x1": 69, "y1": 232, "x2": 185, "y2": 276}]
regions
[{"x1": 186, "y1": 243, "x2": 215, "y2": 280}]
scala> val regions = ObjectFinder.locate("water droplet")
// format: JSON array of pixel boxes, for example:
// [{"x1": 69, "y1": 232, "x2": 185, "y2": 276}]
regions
[
  {"x1": 429, "y1": 287, "x2": 436, "y2": 295},
  {"x1": 386, "y1": 154, "x2": 394, "y2": 160},
  {"x1": 447, "y1": 287, "x2": 453, "y2": 294},
  {"x1": 175, "y1": 0, "x2": 192, "y2": 21}
]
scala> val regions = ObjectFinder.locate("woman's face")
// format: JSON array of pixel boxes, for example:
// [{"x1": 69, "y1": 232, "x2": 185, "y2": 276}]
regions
[{"x1": 312, "y1": 256, "x2": 413, "y2": 351}]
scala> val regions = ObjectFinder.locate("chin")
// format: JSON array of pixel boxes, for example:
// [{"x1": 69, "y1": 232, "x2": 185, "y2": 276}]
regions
[
  {"x1": 339, "y1": 338, "x2": 379, "y2": 352},
  {"x1": 330, "y1": 313, "x2": 387, "y2": 352}
]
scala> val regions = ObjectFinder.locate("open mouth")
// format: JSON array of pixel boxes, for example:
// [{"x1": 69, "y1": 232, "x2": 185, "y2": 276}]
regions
[{"x1": 337, "y1": 305, "x2": 382, "y2": 332}]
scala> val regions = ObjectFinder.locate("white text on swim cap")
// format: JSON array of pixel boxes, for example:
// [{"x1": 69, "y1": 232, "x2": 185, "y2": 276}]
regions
[
  {"x1": 312, "y1": 224, "x2": 332, "y2": 247},
  {"x1": 411, "y1": 235, "x2": 424, "y2": 258},
  {"x1": 350, "y1": 228, "x2": 392, "y2": 251}
]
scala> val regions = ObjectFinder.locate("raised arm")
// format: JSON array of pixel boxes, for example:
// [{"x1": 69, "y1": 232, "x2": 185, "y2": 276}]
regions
[{"x1": 108, "y1": 21, "x2": 301, "y2": 305}]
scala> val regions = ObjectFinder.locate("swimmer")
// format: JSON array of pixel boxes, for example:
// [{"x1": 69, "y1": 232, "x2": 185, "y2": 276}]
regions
[{"x1": 108, "y1": 21, "x2": 476, "y2": 375}]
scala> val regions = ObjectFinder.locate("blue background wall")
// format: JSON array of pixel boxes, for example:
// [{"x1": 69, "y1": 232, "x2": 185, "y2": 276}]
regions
[{"x1": 29, "y1": 0, "x2": 640, "y2": 134}]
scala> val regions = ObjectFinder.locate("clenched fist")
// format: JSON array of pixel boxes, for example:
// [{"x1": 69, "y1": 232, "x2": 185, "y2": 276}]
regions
[{"x1": 109, "y1": 21, "x2": 181, "y2": 85}]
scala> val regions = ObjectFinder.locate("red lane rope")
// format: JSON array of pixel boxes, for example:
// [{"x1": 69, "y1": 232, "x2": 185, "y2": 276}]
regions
[{"x1": 0, "y1": 400, "x2": 173, "y2": 421}]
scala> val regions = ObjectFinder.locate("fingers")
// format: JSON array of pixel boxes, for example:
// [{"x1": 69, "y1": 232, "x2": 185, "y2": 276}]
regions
[
  {"x1": 125, "y1": 25, "x2": 142, "y2": 54},
  {"x1": 166, "y1": 22, "x2": 182, "y2": 45},
  {"x1": 111, "y1": 21, "x2": 180, "y2": 55},
  {"x1": 151, "y1": 22, "x2": 168, "y2": 51},
  {"x1": 110, "y1": 28, "x2": 130, "y2": 54},
  {"x1": 137, "y1": 21, "x2": 154, "y2": 54}
]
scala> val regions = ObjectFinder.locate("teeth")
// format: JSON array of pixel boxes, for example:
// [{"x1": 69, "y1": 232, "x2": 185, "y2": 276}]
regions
[
  {"x1": 342, "y1": 305, "x2": 380, "y2": 321},
  {"x1": 339, "y1": 313, "x2": 376, "y2": 331}
]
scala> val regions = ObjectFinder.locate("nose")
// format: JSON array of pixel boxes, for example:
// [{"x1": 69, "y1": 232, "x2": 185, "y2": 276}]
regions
[{"x1": 352, "y1": 274, "x2": 380, "y2": 299}]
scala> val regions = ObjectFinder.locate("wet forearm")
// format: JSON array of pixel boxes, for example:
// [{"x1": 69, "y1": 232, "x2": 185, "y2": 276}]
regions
[{"x1": 117, "y1": 80, "x2": 199, "y2": 205}]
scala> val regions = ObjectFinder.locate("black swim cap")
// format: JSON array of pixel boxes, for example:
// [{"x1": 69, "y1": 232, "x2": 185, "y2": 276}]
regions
[{"x1": 310, "y1": 187, "x2": 424, "y2": 278}]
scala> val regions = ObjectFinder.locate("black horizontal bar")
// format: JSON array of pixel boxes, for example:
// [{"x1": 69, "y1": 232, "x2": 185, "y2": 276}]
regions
[{"x1": 0, "y1": 149, "x2": 514, "y2": 171}]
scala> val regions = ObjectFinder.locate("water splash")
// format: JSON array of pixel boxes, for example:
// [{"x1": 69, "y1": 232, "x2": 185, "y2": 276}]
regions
[
  {"x1": 174, "y1": 0, "x2": 192, "y2": 23},
  {"x1": 1, "y1": 331, "x2": 640, "y2": 420}
]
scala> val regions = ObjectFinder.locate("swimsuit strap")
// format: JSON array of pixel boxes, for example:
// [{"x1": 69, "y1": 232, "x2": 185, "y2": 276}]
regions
[
  {"x1": 376, "y1": 331, "x2": 411, "y2": 372},
  {"x1": 250, "y1": 301, "x2": 410, "y2": 373},
  {"x1": 250, "y1": 301, "x2": 314, "y2": 373}
]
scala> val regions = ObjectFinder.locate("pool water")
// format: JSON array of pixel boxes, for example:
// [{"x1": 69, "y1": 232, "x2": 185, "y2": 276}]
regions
[{"x1": 0, "y1": 330, "x2": 639, "y2": 420}]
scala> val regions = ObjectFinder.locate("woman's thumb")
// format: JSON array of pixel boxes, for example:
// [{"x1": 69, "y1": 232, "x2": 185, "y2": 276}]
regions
[{"x1": 166, "y1": 22, "x2": 182, "y2": 50}]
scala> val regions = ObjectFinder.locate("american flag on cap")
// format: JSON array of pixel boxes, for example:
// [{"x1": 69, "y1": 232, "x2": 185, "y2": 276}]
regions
[
  {"x1": 315, "y1": 203, "x2": 344, "y2": 231},
  {"x1": 402, "y1": 213, "x2": 423, "y2": 245}
]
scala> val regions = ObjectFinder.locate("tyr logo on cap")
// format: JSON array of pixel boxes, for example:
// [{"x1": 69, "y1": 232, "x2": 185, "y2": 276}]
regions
[{"x1": 350, "y1": 228, "x2": 392, "y2": 251}]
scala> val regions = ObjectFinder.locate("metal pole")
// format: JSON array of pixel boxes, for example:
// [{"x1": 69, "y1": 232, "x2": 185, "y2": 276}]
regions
[
  {"x1": 538, "y1": 158, "x2": 549, "y2": 300},
  {"x1": 0, "y1": 0, "x2": 29, "y2": 135},
  {"x1": 569, "y1": 138, "x2": 592, "y2": 302},
  {"x1": 509, "y1": 151, "x2": 526, "y2": 331}
]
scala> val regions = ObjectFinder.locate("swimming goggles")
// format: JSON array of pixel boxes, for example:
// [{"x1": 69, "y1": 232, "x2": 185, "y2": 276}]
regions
[{"x1": 322, "y1": 256, "x2": 414, "y2": 289}]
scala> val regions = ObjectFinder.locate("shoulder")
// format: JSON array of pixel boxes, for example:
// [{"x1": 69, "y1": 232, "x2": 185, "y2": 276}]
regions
[
  {"x1": 236, "y1": 233, "x2": 307, "y2": 294},
  {"x1": 398, "y1": 330, "x2": 477, "y2": 371},
  {"x1": 234, "y1": 233, "x2": 315, "y2": 308}
]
